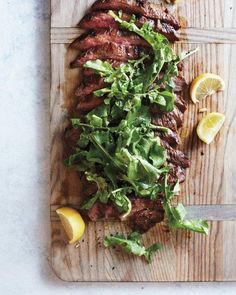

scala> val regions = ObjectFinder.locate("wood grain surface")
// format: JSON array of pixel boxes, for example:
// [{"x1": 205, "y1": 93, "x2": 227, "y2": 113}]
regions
[{"x1": 50, "y1": 0, "x2": 236, "y2": 281}]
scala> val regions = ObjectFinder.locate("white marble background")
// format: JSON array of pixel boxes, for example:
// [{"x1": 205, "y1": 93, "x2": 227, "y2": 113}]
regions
[{"x1": 0, "y1": 0, "x2": 236, "y2": 294}]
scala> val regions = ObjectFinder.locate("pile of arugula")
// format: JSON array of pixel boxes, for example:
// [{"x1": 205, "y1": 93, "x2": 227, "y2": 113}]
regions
[{"x1": 66, "y1": 11, "x2": 208, "y2": 262}]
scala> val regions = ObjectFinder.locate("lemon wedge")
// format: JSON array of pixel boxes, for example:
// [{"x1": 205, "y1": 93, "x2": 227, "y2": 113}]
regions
[
  {"x1": 197, "y1": 112, "x2": 225, "y2": 144},
  {"x1": 190, "y1": 73, "x2": 225, "y2": 103},
  {"x1": 56, "y1": 207, "x2": 85, "y2": 244}
]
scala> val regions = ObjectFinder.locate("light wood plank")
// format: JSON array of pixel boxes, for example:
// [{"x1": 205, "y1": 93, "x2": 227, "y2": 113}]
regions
[
  {"x1": 51, "y1": 0, "x2": 235, "y2": 28},
  {"x1": 51, "y1": 27, "x2": 236, "y2": 44}
]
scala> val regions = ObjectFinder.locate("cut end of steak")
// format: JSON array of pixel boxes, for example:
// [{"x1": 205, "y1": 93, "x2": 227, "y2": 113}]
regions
[
  {"x1": 87, "y1": 201, "x2": 121, "y2": 221},
  {"x1": 168, "y1": 163, "x2": 186, "y2": 184},
  {"x1": 167, "y1": 146, "x2": 190, "y2": 168},
  {"x1": 63, "y1": 127, "x2": 80, "y2": 156},
  {"x1": 127, "y1": 197, "x2": 164, "y2": 233},
  {"x1": 78, "y1": 12, "x2": 120, "y2": 30},
  {"x1": 71, "y1": 29, "x2": 149, "y2": 51},
  {"x1": 76, "y1": 95, "x2": 104, "y2": 112},
  {"x1": 75, "y1": 76, "x2": 105, "y2": 97},
  {"x1": 70, "y1": 43, "x2": 147, "y2": 68},
  {"x1": 156, "y1": 129, "x2": 181, "y2": 148},
  {"x1": 91, "y1": 0, "x2": 181, "y2": 30}
]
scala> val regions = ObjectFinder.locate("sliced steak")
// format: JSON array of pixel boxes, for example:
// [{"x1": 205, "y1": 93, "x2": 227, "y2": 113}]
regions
[
  {"x1": 174, "y1": 92, "x2": 187, "y2": 113},
  {"x1": 87, "y1": 201, "x2": 121, "y2": 221},
  {"x1": 77, "y1": 95, "x2": 104, "y2": 112},
  {"x1": 127, "y1": 197, "x2": 164, "y2": 233},
  {"x1": 91, "y1": 0, "x2": 180, "y2": 29},
  {"x1": 70, "y1": 43, "x2": 147, "y2": 68},
  {"x1": 87, "y1": 197, "x2": 164, "y2": 233},
  {"x1": 167, "y1": 147, "x2": 190, "y2": 168},
  {"x1": 173, "y1": 76, "x2": 187, "y2": 92},
  {"x1": 156, "y1": 129, "x2": 180, "y2": 148},
  {"x1": 75, "y1": 76, "x2": 105, "y2": 97},
  {"x1": 64, "y1": 127, "x2": 80, "y2": 156},
  {"x1": 78, "y1": 11, "x2": 179, "y2": 42},
  {"x1": 71, "y1": 29, "x2": 149, "y2": 51},
  {"x1": 152, "y1": 111, "x2": 178, "y2": 131},
  {"x1": 168, "y1": 163, "x2": 186, "y2": 184},
  {"x1": 79, "y1": 11, "x2": 122, "y2": 30},
  {"x1": 151, "y1": 104, "x2": 185, "y2": 129}
]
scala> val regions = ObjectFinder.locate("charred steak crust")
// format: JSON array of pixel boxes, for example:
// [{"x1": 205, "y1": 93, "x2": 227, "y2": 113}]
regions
[
  {"x1": 91, "y1": 0, "x2": 181, "y2": 29},
  {"x1": 71, "y1": 29, "x2": 149, "y2": 51},
  {"x1": 78, "y1": 11, "x2": 179, "y2": 42},
  {"x1": 70, "y1": 43, "x2": 150, "y2": 68}
]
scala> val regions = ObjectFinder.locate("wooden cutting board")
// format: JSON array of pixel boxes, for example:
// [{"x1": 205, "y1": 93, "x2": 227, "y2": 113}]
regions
[{"x1": 50, "y1": 0, "x2": 236, "y2": 282}]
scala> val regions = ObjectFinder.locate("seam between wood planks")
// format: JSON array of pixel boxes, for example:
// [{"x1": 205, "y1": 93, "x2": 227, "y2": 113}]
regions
[
  {"x1": 50, "y1": 27, "x2": 236, "y2": 44},
  {"x1": 50, "y1": 204, "x2": 236, "y2": 221}
]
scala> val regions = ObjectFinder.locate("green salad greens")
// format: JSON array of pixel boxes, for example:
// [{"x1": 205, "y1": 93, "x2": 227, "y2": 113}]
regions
[
  {"x1": 66, "y1": 11, "x2": 208, "y2": 262},
  {"x1": 104, "y1": 232, "x2": 161, "y2": 263}
]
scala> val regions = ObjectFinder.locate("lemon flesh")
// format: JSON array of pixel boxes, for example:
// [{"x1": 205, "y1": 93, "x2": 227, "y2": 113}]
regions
[
  {"x1": 190, "y1": 73, "x2": 225, "y2": 103},
  {"x1": 197, "y1": 112, "x2": 225, "y2": 144},
  {"x1": 56, "y1": 207, "x2": 85, "y2": 244}
]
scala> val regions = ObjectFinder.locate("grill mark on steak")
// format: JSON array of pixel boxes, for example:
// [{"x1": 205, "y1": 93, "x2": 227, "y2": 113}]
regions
[
  {"x1": 168, "y1": 163, "x2": 186, "y2": 184},
  {"x1": 91, "y1": 0, "x2": 180, "y2": 30},
  {"x1": 71, "y1": 29, "x2": 149, "y2": 51},
  {"x1": 75, "y1": 76, "x2": 105, "y2": 97},
  {"x1": 70, "y1": 43, "x2": 148, "y2": 68},
  {"x1": 173, "y1": 76, "x2": 187, "y2": 92},
  {"x1": 156, "y1": 129, "x2": 180, "y2": 148},
  {"x1": 76, "y1": 95, "x2": 104, "y2": 112},
  {"x1": 78, "y1": 11, "x2": 179, "y2": 42},
  {"x1": 164, "y1": 143, "x2": 190, "y2": 168}
]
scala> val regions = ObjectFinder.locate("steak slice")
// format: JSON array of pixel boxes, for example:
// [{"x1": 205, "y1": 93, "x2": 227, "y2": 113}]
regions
[
  {"x1": 76, "y1": 95, "x2": 104, "y2": 112},
  {"x1": 75, "y1": 76, "x2": 105, "y2": 97},
  {"x1": 173, "y1": 76, "x2": 187, "y2": 92},
  {"x1": 71, "y1": 29, "x2": 149, "y2": 51},
  {"x1": 87, "y1": 201, "x2": 121, "y2": 221},
  {"x1": 151, "y1": 105, "x2": 185, "y2": 130},
  {"x1": 91, "y1": 0, "x2": 180, "y2": 29},
  {"x1": 156, "y1": 129, "x2": 180, "y2": 148},
  {"x1": 78, "y1": 11, "x2": 179, "y2": 42},
  {"x1": 127, "y1": 197, "x2": 164, "y2": 233},
  {"x1": 152, "y1": 111, "x2": 178, "y2": 131},
  {"x1": 87, "y1": 197, "x2": 164, "y2": 233},
  {"x1": 70, "y1": 43, "x2": 147, "y2": 68},
  {"x1": 79, "y1": 11, "x2": 122, "y2": 30},
  {"x1": 174, "y1": 92, "x2": 187, "y2": 113},
  {"x1": 168, "y1": 163, "x2": 186, "y2": 184},
  {"x1": 166, "y1": 146, "x2": 190, "y2": 168}
]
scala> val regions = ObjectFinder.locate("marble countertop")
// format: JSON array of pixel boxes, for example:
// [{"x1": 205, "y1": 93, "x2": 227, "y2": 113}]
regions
[{"x1": 1, "y1": 0, "x2": 236, "y2": 294}]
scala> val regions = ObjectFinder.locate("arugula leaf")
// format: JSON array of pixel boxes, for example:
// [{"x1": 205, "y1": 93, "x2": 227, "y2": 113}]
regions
[
  {"x1": 104, "y1": 232, "x2": 161, "y2": 263},
  {"x1": 81, "y1": 172, "x2": 132, "y2": 214},
  {"x1": 84, "y1": 60, "x2": 114, "y2": 76},
  {"x1": 162, "y1": 178, "x2": 209, "y2": 235},
  {"x1": 108, "y1": 11, "x2": 175, "y2": 90}
]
